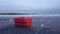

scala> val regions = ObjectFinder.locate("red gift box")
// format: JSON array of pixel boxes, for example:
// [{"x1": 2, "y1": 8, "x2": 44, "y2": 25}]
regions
[{"x1": 14, "y1": 17, "x2": 32, "y2": 28}]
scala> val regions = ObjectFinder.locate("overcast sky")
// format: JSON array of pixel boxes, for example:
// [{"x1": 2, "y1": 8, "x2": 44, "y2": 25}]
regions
[
  {"x1": 0, "y1": 0, "x2": 60, "y2": 13},
  {"x1": 0, "y1": 0, "x2": 60, "y2": 9}
]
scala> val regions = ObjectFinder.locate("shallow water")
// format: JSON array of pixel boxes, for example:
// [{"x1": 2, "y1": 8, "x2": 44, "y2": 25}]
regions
[
  {"x1": 0, "y1": 27, "x2": 60, "y2": 34},
  {"x1": 0, "y1": 17, "x2": 60, "y2": 34}
]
